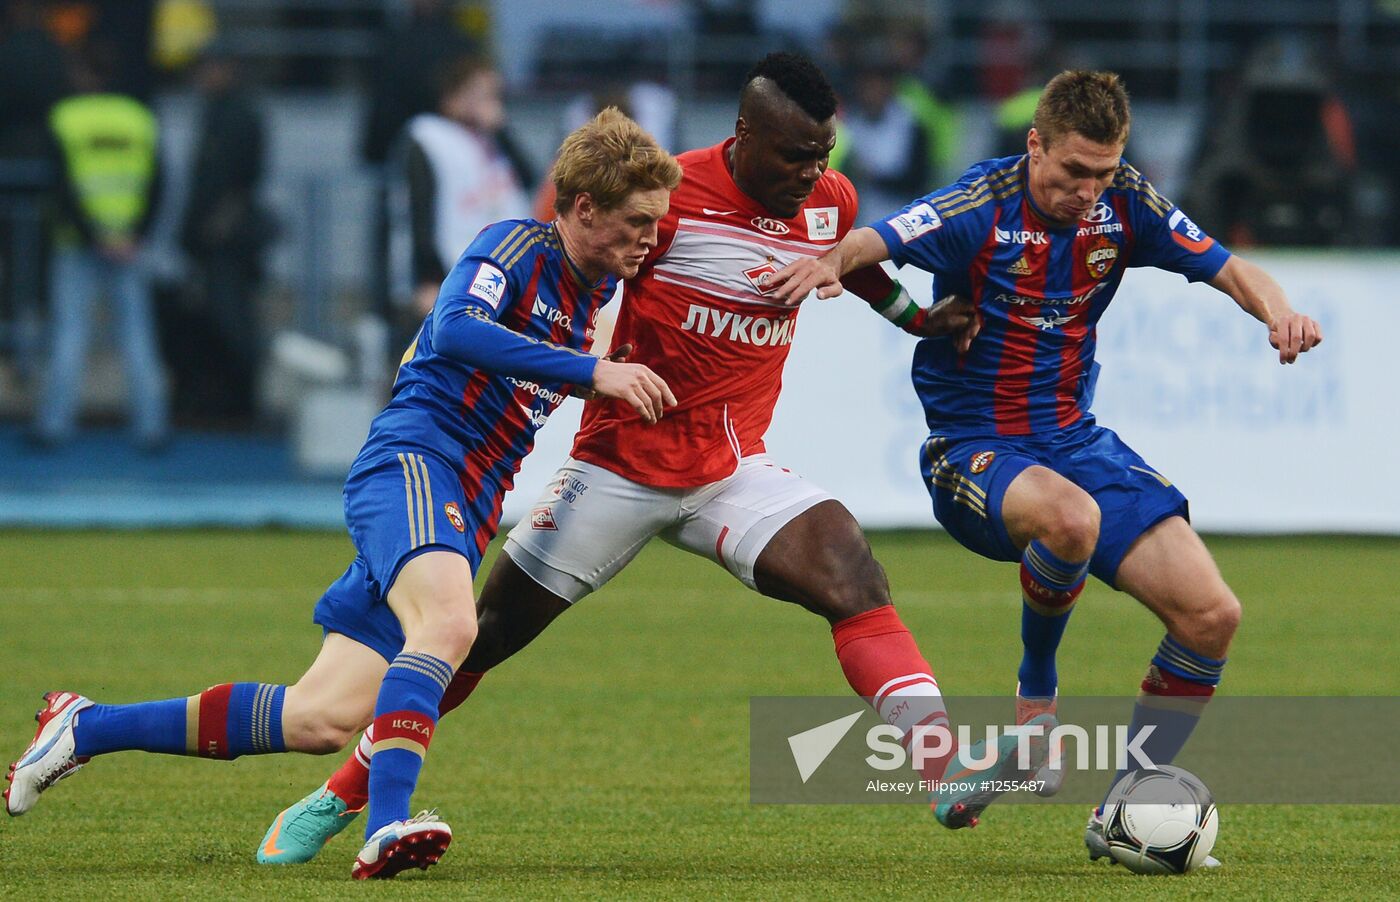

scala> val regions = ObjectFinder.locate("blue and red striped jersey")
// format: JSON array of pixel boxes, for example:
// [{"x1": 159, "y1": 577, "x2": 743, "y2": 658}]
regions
[
  {"x1": 357, "y1": 218, "x2": 613, "y2": 553},
  {"x1": 871, "y1": 156, "x2": 1230, "y2": 437}
]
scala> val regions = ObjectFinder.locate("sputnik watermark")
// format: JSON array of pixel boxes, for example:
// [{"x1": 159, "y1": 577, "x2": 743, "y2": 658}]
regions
[
  {"x1": 788, "y1": 713, "x2": 1157, "y2": 784},
  {"x1": 864, "y1": 777, "x2": 1050, "y2": 796},
  {"x1": 752, "y1": 696, "x2": 1400, "y2": 804}
]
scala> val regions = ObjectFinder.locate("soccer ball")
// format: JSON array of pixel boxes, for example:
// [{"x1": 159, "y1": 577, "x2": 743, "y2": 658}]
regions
[{"x1": 1101, "y1": 766, "x2": 1218, "y2": 875}]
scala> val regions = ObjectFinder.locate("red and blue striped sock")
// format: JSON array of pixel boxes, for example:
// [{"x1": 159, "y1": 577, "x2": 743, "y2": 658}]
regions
[
  {"x1": 1104, "y1": 634, "x2": 1225, "y2": 804},
  {"x1": 1017, "y1": 540, "x2": 1089, "y2": 700},
  {"x1": 327, "y1": 670, "x2": 484, "y2": 812},
  {"x1": 365, "y1": 652, "x2": 453, "y2": 838},
  {"x1": 72, "y1": 682, "x2": 286, "y2": 759}
]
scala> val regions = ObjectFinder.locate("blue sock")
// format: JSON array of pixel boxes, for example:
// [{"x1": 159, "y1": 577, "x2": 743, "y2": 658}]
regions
[
  {"x1": 1105, "y1": 635, "x2": 1225, "y2": 804},
  {"x1": 365, "y1": 652, "x2": 453, "y2": 838},
  {"x1": 1017, "y1": 540, "x2": 1089, "y2": 700},
  {"x1": 72, "y1": 683, "x2": 286, "y2": 759}
]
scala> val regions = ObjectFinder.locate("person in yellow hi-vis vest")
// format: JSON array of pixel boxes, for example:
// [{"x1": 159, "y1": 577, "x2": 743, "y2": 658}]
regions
[{"x1": 36, "y1": 53, "x2": 167, "y2": 449}]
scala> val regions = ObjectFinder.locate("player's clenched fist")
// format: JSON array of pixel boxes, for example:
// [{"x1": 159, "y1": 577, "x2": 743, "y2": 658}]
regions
[
  {"x1": 1267, "y1": 313, "x2": 1322, "y2": 365},
  {"x1": 591, "y1": 358, "x2": 678, "y2": 424}
]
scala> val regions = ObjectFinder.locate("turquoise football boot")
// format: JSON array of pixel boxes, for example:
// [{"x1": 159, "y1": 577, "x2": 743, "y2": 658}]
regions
[
  {"x1": 932, "y1": 713, "x2": 1055, "y2": 829},
  {"x1": 257, "y1": 782, "x2": 361, "y2": 864}
]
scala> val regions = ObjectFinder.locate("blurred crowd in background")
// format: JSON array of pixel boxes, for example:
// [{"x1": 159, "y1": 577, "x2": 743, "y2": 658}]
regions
[{"x1": 0, "y1": 0, "x2": 1397, "y2": 450}]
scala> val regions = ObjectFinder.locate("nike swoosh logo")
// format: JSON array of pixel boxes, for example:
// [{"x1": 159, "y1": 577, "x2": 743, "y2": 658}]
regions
[
  {"x1": 261, "y1": 811, "x2": 288, "y2": 858},
  {"x1": 702, "y1": 208, "x2": 737, "y2": 216}
]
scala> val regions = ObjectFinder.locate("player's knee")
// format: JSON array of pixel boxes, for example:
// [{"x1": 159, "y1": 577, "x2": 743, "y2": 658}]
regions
[
  {"x1": 302, "y1": 721, "x2": 358, "y2": 755},
  {"x1": 399, "y1": 592, "x2": 479, "y2": 665},
  {"x1": 816, "y1": 551, "x2": 890, "y2": 621},
  {"x1": 1198, "y1": 589, "x2": 1242, "y2": 646},
  {"x1": 282, "y1": 707, "x2": 362, "y2": 755},
  {"x1": 1041, "y1": 496, "x2": 1100, "y2": 560},
  {"x1": 1171, "y1": 587, "x2": 1241, "y2": 658},
  {"x1": 425, "y1": 608, "x2": 478, "y2": 664}
]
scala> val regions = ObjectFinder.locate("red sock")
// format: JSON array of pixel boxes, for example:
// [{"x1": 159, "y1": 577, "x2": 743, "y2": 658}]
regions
[
  {"x1": 324, "y1": 671, "x2": 485, "y2": 810},
  {"x1": 832, "y1": 606, "x2": 953, "y2": 783}
]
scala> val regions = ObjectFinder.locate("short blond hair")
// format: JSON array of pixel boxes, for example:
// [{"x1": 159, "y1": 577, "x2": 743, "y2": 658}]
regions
[
  {"x1": 1033, "y1": 70, "x2": 1132, "y2": 148},
  {"x1": 551, "y1": 107, "x2": 682, "y2": 214}
]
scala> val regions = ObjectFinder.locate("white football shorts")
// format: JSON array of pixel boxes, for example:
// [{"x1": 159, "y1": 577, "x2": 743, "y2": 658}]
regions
[{"x1": 502, "y1": 455, "x2": 833, "y2": 603}]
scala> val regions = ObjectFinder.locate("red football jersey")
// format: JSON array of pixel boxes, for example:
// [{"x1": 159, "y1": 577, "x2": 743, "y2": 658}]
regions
[{"x1": 571, "y1": 139, "x2": 859, "y2": 487}]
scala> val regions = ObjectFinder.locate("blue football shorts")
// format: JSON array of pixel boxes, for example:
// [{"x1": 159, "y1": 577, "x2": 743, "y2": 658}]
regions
[
  {"x1": 313, "y1": 450, "x2": 485, "y2": 662},
  {"x1": 917, "y1": 421, "x2": 1189, "y2": 588}
]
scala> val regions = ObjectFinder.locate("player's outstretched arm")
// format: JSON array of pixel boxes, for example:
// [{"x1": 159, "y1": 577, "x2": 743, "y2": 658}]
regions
[
  {"x1": 855, "y1": 272, "x2": 981, "y2": 353},
  {"x1": 1208, "y1": 256, "x2": 1323, "y2": 364},
  {"x1": 768, "y1": 227, "x2": 891, "y2": 305},
  {"x1": 590, "y1": 358, "x2": 677, "y2": 424},
  {"x1": 571, "y1": 343, "x2": 631, "y2": 400}
]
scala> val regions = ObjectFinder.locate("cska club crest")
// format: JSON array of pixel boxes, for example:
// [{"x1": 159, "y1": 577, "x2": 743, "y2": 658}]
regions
[
  {"x1": 443, "y1": 502, "x2": 465, "y2": 533},
  {"x1": 969, "y1": 450, "x2": 996, "y2": 474},
  {"x1": 1085, "y1": 235, "x2": 1119, "y2": 280}
]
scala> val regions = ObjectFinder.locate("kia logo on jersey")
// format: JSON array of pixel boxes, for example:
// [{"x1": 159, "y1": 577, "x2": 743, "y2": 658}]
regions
[{"x1": 751, "y1": 216, "x2": 790, "y2": 236}]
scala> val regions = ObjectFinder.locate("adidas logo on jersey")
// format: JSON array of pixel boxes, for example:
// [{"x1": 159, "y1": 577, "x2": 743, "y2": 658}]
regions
[{"x1": 1007, "y1": 256, "x2": 1033, "y2": 276}]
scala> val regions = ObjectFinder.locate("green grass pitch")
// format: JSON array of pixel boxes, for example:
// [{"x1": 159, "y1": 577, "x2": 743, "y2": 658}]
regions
[{"x1": 0, "y1": 530, "x2": 1396, "y2": 899}]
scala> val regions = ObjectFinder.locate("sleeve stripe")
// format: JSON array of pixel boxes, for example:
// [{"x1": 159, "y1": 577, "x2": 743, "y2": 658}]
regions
[
  {"x1": 936, "y1": 178, "x2": 1015, "y2": 218},
  {"x1": 932, "y1": 166, "x2": 1020, "y2": 219},
  {"x1": 465, "y1": 310, "x2": 593, "y2": 360},
  {"x1": 1114, "y1": 164, "x2": 1172, "y2": 216},
  {"x1": 488, "y1": 223, "x2": 528, "y2": 259},
  {"x1": 501, "y1": 231, "x2": 547, "y2": 271},
  {"x1": 496, "y1": 225, "x2": 544, "y2": 269},
  {"x1": 931, "y1": 167, "x2": 1017, "y2": 212},
  {"x1": 936, "y1": 194, "x2": 992, "y2": 220},
  {"x1": 930, "y1": 163, "x2": 1018, "y2": 213}
]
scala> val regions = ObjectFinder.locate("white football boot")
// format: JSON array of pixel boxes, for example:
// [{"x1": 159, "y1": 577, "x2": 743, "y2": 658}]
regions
[
  {"x1": 5, "y1": 692, "x2": 93, "y2": 816},
  {"x1": 351, "y1": 809, "x2": 453, "y2": 880}
]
